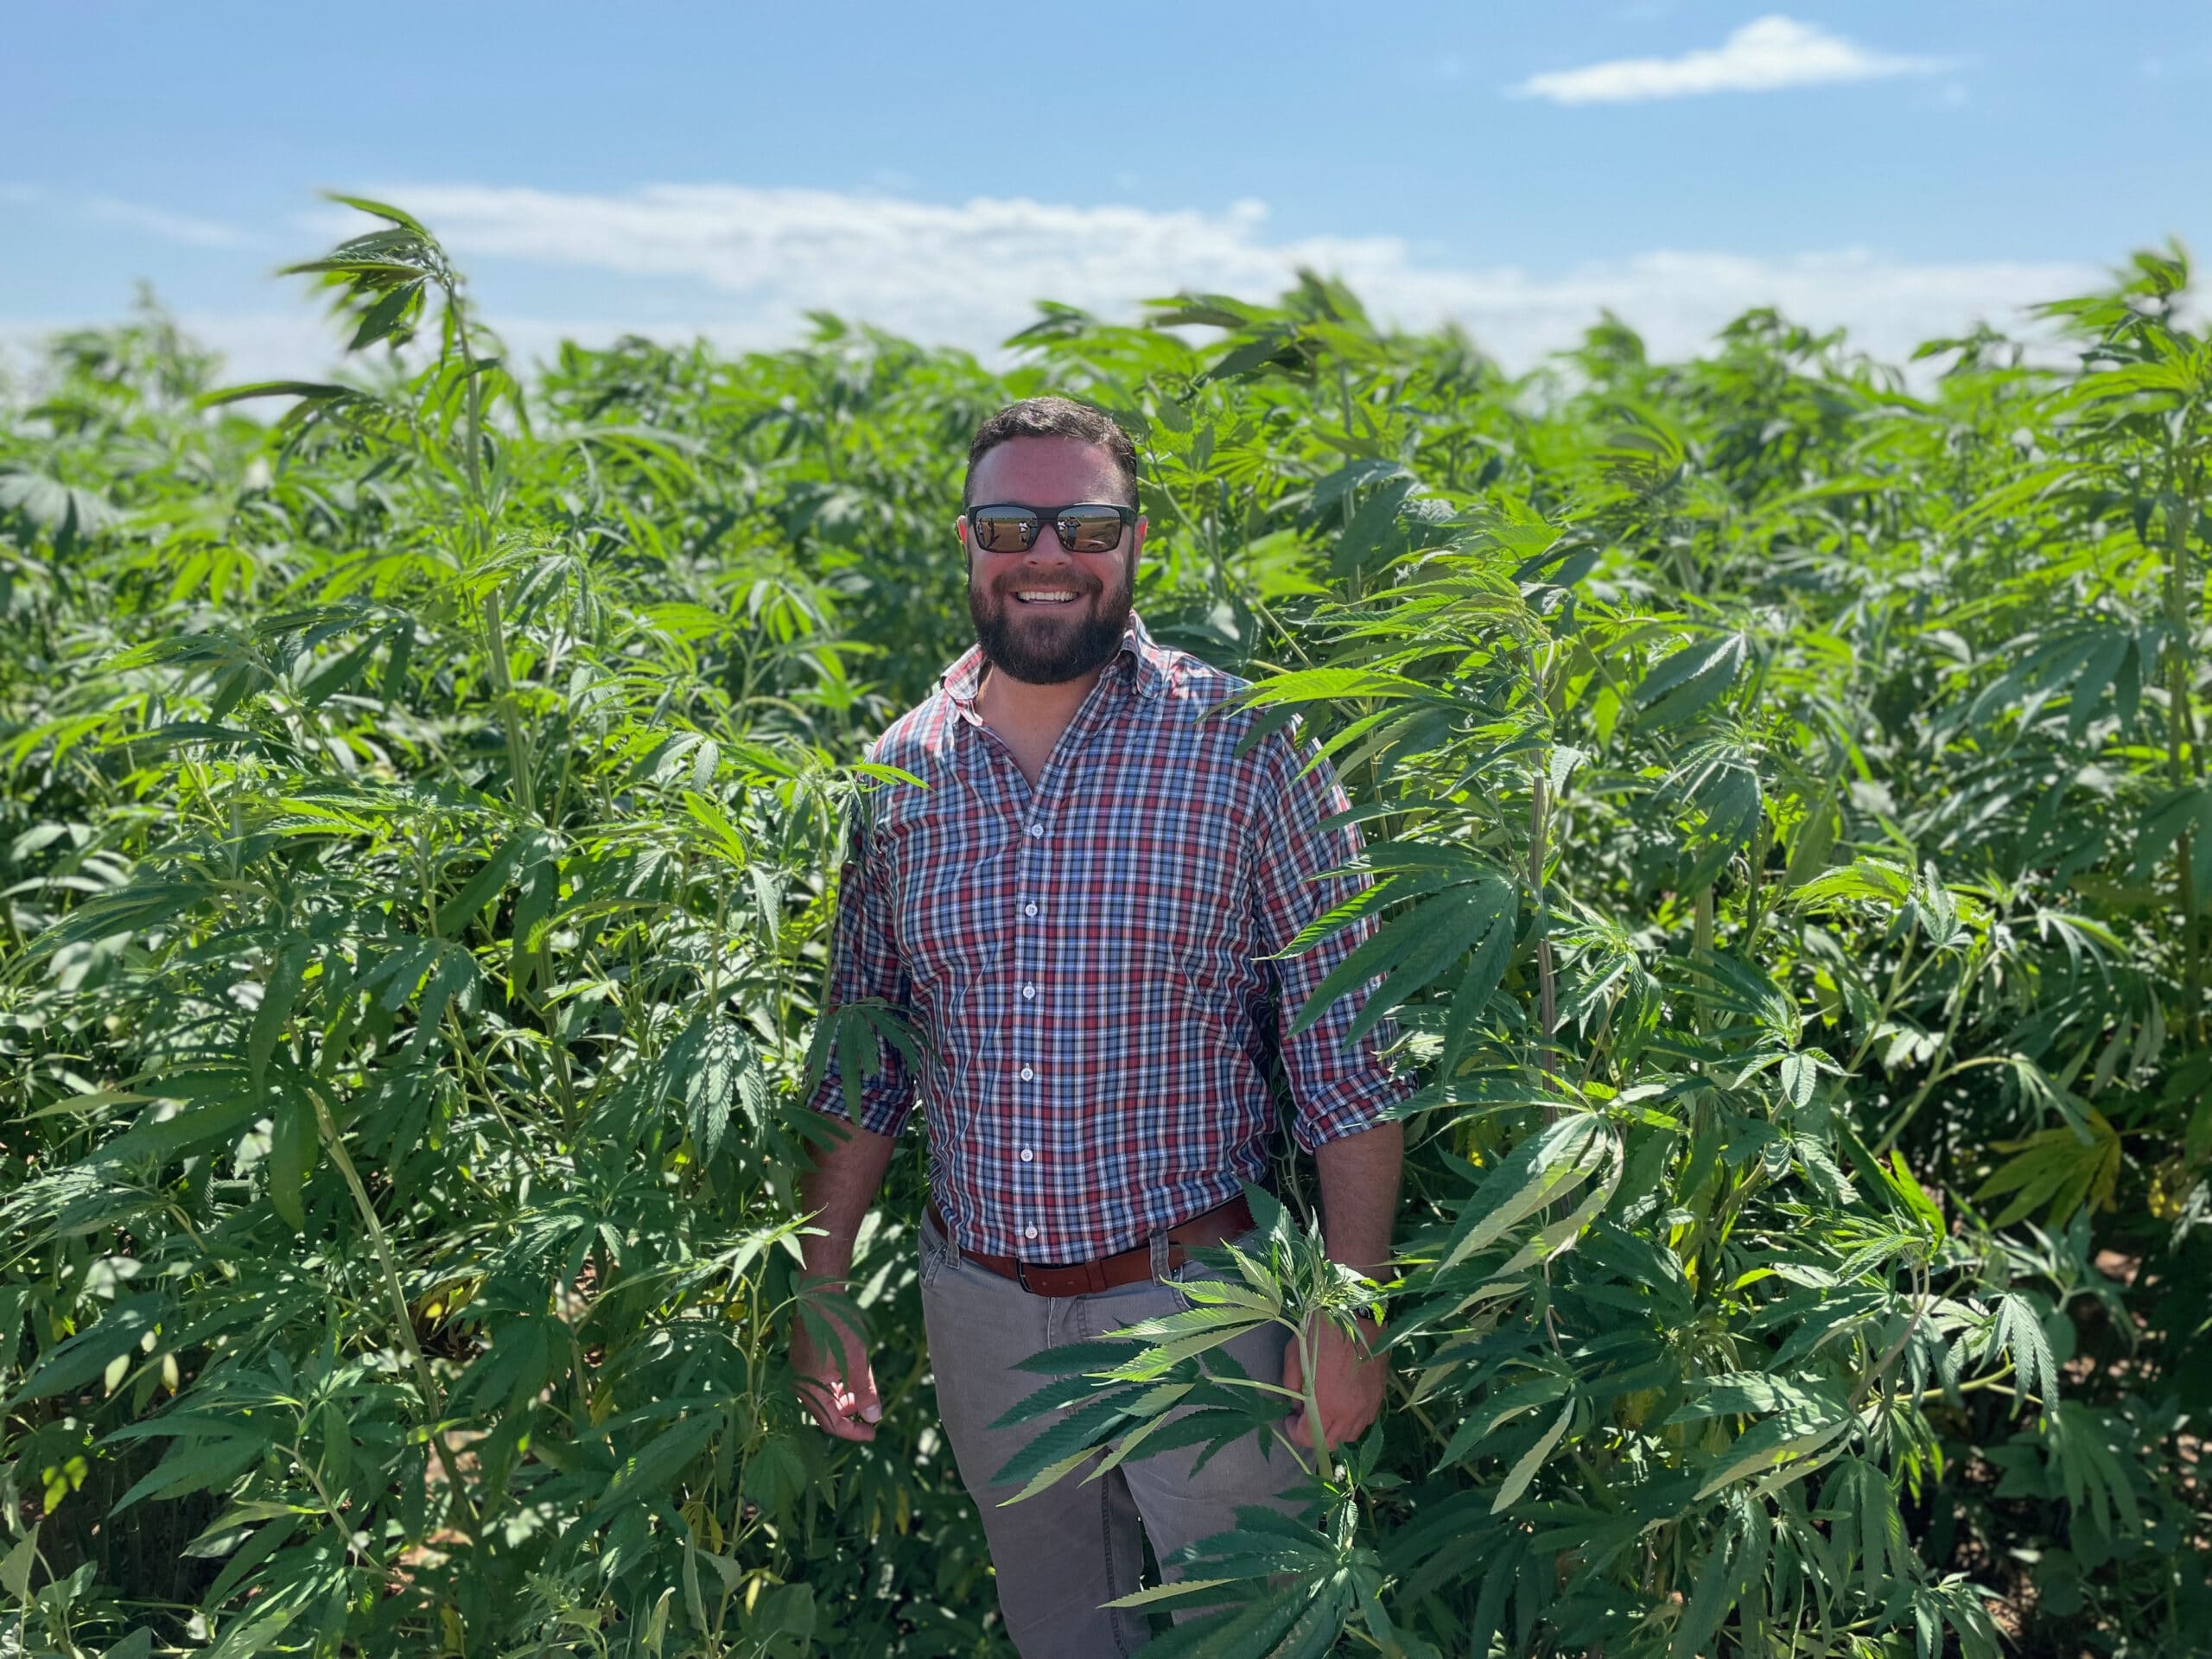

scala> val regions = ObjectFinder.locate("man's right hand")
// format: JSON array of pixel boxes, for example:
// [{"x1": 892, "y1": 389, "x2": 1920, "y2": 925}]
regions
[
  {"x1": 789, "y1": 1119, "x2": 898, "y2": 1440},
  {"x1": 791, "y1": 1296, "x2": 881, "y2": 1441}
]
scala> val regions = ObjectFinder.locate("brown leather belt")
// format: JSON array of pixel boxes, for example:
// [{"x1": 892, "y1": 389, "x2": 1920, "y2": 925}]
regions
[{"x1": 927, "y1": 1195, "x2": 1255, "y2": 1297}]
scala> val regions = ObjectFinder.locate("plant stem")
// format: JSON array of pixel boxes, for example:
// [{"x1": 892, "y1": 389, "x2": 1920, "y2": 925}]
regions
[
  {"x1": 1529, "y1": 642, "x2": 1561, "y2": 1114},
  {"x1": 480, "y1": 588, "x2": 537, "y2": 820},
  {"x1": 1875, "y1": 942, "x2": 1988, "y2": 1154},
  {"x1": 309, "y1": 1085, "x2": 482, "y2": 1541},
  {"x1": 2163, "y1": 469, "x2": 2204, "y2": 1041},
  {"x1": 1529, "y1": 769, "x2": 1560, "y2": 1109}
]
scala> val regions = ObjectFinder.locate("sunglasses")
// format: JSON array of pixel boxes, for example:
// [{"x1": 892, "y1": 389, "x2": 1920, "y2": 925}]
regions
[{"x1": 965, "y1": 502, "x2": 1137, "y2": 556}]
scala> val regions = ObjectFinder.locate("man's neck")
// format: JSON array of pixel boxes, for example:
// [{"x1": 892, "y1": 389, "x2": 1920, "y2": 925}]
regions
[
  {"x1": 975, "y1": 661, "x2": 1105, "y2": 735},
  {"x1": 974, "y1": 660, "x2": 1112, "y2": 790}
]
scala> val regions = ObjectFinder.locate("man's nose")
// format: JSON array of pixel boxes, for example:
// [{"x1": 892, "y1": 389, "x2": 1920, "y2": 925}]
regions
[{"x1": 1022, "y1": 525, "x2": 1076, "y2": 563}]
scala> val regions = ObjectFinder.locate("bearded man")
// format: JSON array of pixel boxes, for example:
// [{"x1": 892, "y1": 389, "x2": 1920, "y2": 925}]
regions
[{"x1": 791, "y1": 397, "x2": 1406, "y2": 1656}]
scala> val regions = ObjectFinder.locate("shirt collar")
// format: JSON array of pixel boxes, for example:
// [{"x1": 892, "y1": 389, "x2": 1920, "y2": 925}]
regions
[{"x1": 942, "y1": 610, "x2": 1168, "y2": 710}]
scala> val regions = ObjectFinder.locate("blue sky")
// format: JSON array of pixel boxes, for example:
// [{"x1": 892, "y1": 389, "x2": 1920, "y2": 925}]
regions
[{"x1": 7, "y1": 2, "x2": 2209, "y2": 381}]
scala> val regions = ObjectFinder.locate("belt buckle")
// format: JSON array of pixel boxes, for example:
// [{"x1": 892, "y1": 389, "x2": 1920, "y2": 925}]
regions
[{"x1": 1014, "y1": 1257, "x2": 1104, "y2": 1295}]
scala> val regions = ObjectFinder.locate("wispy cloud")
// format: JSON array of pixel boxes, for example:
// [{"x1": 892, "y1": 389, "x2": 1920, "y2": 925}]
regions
[
  {"x1": 0, "y1": 182, "x2": 43, "y2": 207},
  {"x1": 1511, "y1": 15, "x2": 1945, "y2": 105},
  {"x1": 84, "y1": 195, "x2": 247, "y2": 248},
  {"x1": 277, "y1": 181, "x2": 2094, "y2": 377},
  {"x1": 7, "y1": 182, "x2": 2095, "y2": 388}
]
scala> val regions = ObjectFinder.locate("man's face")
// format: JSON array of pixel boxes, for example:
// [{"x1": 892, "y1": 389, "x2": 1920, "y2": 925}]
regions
[{"x1": 959, "y1": 436, "x2": 1146, "y2": 686}]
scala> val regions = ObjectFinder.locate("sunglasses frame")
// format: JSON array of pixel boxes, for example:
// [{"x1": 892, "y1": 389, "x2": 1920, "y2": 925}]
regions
[{"x1": 964, "y1": 502, "x2": 1138, "y2": 555}]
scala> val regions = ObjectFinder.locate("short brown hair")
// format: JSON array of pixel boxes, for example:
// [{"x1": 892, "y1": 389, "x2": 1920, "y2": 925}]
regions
[{"x1": 963, "y1": 397, "x2": 1139, "y2": 507}]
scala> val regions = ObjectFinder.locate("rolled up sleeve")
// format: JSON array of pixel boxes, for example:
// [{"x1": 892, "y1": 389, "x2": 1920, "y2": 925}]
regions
[{"x1": 1249, "y1": 721, "x2": 1410, "y2": 1151}]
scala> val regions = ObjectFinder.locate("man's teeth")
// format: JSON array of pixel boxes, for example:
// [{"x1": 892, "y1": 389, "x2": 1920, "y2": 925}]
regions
[{"x1": 1014, "y1": 591, "x2": 1079, "y2": 602}]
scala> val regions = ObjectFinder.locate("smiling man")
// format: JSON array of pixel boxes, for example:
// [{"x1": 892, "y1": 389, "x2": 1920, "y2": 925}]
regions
[{"x1": 791, "y1": 397, "x2": 1406, "y2": 1656}]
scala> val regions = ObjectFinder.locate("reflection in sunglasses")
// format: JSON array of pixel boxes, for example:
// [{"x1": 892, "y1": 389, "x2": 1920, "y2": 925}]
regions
[{"x1": 968, "y1": 503, "x2": 1135, "y2": 556}]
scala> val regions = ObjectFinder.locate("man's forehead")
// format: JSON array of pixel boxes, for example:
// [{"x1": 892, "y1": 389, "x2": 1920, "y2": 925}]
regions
[{"x1": 970, "y1": 436, "x2": 1125, "y2": 495}]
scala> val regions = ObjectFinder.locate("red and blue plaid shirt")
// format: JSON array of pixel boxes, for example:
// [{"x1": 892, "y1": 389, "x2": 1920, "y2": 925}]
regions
[{"x1": 806, "y1": 612, "x2": 1407, "y2": 1262}]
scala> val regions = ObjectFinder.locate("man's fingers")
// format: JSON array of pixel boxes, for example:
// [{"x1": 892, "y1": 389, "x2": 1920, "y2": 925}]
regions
[
  {"x1": 1282, "y1": 1339, "x2": 1317, "y2": 1453},
  {"x1": 1281, "y1": 1410, "x2": 1331, "y2": 1464},
  {"x1": 794, "y1": 1376, "x2": 842, "y2": 1424},
  {"x1": 848, "y1": 1360, "x2": 883, "y2": 1425},
  {"x1": 1291, "y1": 1412, "x2": 1347, "y2": 1454},
  {"x1": 796, "y1": 1370, "x2": 879, "y2": 1441}
]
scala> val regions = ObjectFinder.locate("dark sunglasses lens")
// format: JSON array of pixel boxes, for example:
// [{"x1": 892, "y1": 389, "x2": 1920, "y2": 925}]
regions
[
  {"x1": 971, "y1": 510, "x2": 1038, "y2": 553},
  {"x1": 1056, "y1": 510, "x2": 1124, "y2": 553}
]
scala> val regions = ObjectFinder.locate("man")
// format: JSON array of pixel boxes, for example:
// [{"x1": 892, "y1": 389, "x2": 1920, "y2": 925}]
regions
[{"x1": 791, "y1": 396, "x2": 1406, "y2": 1656}]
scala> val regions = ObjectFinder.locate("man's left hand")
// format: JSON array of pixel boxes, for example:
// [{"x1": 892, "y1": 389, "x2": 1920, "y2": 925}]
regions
[{"x1": 1281, "y1": 1314, "x2": 1385, "y2": 1456}]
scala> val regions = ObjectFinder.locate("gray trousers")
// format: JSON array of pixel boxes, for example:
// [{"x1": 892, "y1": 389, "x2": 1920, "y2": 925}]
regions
[{"x1": 918, "y1": 1207, "x2": 1305, "y2": 1657}]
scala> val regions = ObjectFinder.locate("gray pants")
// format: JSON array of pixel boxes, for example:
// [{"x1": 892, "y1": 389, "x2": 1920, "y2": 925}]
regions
[{"x1": 918, "y1": 1207, "x2": 1305, "y2": 1657}]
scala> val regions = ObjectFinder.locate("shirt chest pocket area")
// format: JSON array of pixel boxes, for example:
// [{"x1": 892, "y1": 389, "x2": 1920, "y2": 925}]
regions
[{"x1": 1091, "y1": 804, "x2": 1247, "y2": 995}]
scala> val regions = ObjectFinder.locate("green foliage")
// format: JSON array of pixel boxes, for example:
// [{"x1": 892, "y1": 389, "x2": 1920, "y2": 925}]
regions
[{"x1": 1, "y1": 210, "x2": 2208, "y2": 1656}]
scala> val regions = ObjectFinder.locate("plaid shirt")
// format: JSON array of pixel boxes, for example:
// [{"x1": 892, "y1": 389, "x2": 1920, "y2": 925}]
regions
[{"x1": 806, "y1": 612, "x2": 1407, "y2": 1262}]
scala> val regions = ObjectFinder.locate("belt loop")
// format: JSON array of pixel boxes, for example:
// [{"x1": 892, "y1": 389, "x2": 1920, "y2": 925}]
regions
[
  {"x1": 929, "y1": 1202, "x2": 963, "y2": 1267},
  {"x1": 1147, "y1": 1229, "x2": 1171, "y2": 1285}
]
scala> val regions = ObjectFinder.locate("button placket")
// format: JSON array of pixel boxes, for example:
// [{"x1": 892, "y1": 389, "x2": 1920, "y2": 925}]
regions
[
  {"x1": 1001, "y1": 675, "x2": 1123, "y2": 1266},
  {"x1": 1016, "y1": 781, "x2": 1046, "y2": 1218},
  {"x1": 1016, "y1": 735, "x2": 1060, "y2": 1032}
]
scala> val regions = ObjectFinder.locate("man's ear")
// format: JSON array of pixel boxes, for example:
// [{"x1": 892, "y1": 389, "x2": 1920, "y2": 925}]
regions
[{"x1": 955, "y1": 514, "x2": 969, "y2": 549}]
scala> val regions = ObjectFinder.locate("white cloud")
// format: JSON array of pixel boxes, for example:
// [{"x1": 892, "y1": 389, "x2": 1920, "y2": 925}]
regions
[
  {"x1": 315, "y1": 184, "x2": 1309, "y2": 351},
  {"x1": 6, "y1": 183, "x2": 2104, "y2": 389},
  {"x1": 314, "y1": 181, "x2": 2094, "y2": 373},
  {"x1": 1511, "y1": 15, "x2": 1945, "y2": 105},
  {"x1": 84, "y1": 195, "x2": 247, "y2": 248}
]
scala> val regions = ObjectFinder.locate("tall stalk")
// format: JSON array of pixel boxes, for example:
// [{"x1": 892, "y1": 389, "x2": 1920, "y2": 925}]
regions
[
  {"x1": 2163, "y1": 467, "x2": 2204, "y2": 1039},
  {"x1": 1526, "y1": 642, "x2": 1561, "y2": 1115}
]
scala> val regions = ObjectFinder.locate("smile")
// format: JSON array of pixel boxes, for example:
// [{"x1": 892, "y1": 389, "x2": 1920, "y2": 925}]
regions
[{"x1": 1011, "y1": 590, "x2": 1083, "y2": 605}]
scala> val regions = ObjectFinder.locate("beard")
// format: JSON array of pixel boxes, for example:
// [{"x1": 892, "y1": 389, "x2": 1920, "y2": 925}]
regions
[{"x1": 968, "y1": 561, "x2": 1134, "y2": 685}]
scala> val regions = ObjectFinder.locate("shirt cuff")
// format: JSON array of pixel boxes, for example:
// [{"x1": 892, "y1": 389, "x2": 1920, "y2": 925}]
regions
[
  {"x1": 804, "y1": 1081, "x2": 914, "y2": 1140},
  {"x1": 1289, "y1": 1077, "x2": 1409, "y2": 1153}
]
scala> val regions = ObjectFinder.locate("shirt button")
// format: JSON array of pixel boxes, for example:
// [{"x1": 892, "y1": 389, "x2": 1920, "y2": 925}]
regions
[
  {"x1": 1023, "y1": 902, "x2": 1038, "y2": 917},
  {"x1": 1021, "y1": 983, "x2": 1036, "y2": 999},
  {"x1": 1020, "y1": 1147, "x2": 1035, "y2": 1163},
  {"x1": 1019, "y1": 1065, "x2": 1034, "y2": 1080},
  {"x1": 1023, "y1": 1224, "x2": 1039, "y2": 1240},
  {"x1": 1027, "y1": 823, "x2": 1044, "y2": 837}
]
